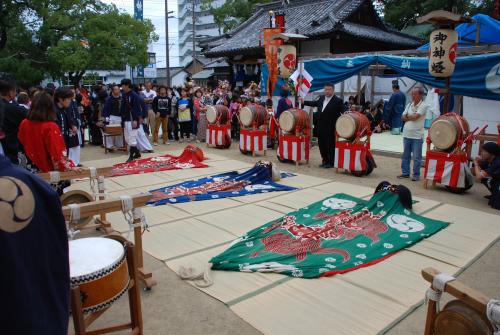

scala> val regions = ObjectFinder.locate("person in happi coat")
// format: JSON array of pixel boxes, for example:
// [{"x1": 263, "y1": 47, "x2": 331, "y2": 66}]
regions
[
  {"x1": 0, "y1": 78, "x2": 27, "y2": 164},
  {"x1": 133, "y1": 85, "x2": 154, "y2": 153},
  {"x1": 276, "y1": 88, "x2": 293, "y2": 119},
  {"x1": 473, "y1": 142, "x2": 500, "y2": 210},
  {"x1": 18, "y1": 92, "x2": 79, "y2": 194},
  {"x1": 193, "y1": 87, "x2": 207, "y2": 142},
  {"x1": 300, "y1": 83, "x2": 343, "y2": 168},
  {"x1": 54, "y1": 88, "x2": 80, "y2": 158},
  {"x1": 67, "y1": 89, "x2": 82, "y2": 166},
  {"x1": 120, "y1": 79, "x2": 143, "y2": 162},
  {"x1": 385, "y1": 83, "x2": 406, "y2": 135},
  {"x1": 0, "y1": 152, "x2": 69, "y2": 335},
  {"x1": 102, "y1": 84, "x2": 124, "y2": 150}
]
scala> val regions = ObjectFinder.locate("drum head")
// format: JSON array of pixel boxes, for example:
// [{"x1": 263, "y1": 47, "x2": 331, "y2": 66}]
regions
[
  {"x1": 60, "y1": 190, "x2": 94, "y2": 227},
  {"x1": 430, "y1": 120, "x2": 457, "y2": 150},
  {"x1": 279, "y1": 111, "x2": 294, "y2": 133},
  {"x1": 336, "y1": 115, "x2": 356, "y2": 139},
  {"x1": 240, "y1": 107, "x2": 253, "y2": 127},
  {"x1": 206, "y1": 106, "x2": 217, "y2": 124},
  {"x1": 70, "y1": 237, "x2": 125, "y2": 280},
  {"x1": 434, "y1": 300, "x2": 493, "y2": 335}
]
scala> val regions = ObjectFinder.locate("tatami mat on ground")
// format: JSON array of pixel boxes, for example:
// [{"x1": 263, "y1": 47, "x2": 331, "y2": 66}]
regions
[{"x1": 69, "y1": 153, "x2": 500, "y2": 335}]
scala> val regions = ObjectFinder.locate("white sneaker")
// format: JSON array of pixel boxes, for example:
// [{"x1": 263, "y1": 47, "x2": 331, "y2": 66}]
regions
[
  {"x1": 179, "y1": 138, "x2": 184, "y2": 143},
  {"x1": 153, "y1": 142, "x2": 158, "y2": 146}
]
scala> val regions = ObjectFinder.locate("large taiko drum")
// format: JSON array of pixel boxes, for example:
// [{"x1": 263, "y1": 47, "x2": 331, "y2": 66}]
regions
[
  {"x1": 336, "y1": 112, "x2": 371, "y2": 140},
  {"x1": 279, "y1": 108, "x2": 310, "y2": 134},
  {"x1": 433, "y1": 300, "x2": 493, "y2": 335},
  {"x1": 429, "y1": 114, "x2": 470, "y2": 151},
  {"x1": 70, "y1": 237, "x2": 130, "y2": 313},
  {"x1": 240, "y1": 104, "x2": 268, "y2": 128},
  {"x1": 206, "y1": 105, "x2": 230, "y2": 125}
]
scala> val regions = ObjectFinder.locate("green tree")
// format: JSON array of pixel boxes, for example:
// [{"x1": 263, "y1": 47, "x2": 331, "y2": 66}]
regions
[
  {"x1": 379, "y1": 0, "x2": 496, "y2": 30},
  {"x1": 0, "y1": 0, "x2": 158, "y2": 87},
  {"x1": 201, "y1": 0, "x2": 274, "y2": 33}
]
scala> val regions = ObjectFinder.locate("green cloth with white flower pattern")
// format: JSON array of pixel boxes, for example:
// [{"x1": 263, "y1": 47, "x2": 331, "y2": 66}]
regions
[{"x1": 210, "y1": 191, "x2": 449, "y2": 278}]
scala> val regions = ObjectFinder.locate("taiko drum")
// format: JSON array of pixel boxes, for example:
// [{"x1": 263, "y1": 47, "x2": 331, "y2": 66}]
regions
[
  {"x1": 240, "y1": 104, "x2": 268, "y2": 128},
  {"x1": 279, "y1": 108, "x2": 310, "y2": 134},
  {"x1": 429, "y1": 113, "x2": 470, "y2": 151},
  {"x1": 206, "y1": 105, "x2": 230, "y2": 125},
  {"x1": 336, "y1": 112, "x2": 371, "y2": 140}
]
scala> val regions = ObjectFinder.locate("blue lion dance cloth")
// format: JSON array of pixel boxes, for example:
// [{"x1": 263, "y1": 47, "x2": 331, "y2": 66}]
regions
[{"x1": 148, "y1": 165, "x2": 296, "y2": 206}]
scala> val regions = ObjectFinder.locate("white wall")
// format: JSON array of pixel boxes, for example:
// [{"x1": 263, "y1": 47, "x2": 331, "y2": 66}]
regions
[{"x1": 463, "y1": 97, "x2": 500, "y2": 156}]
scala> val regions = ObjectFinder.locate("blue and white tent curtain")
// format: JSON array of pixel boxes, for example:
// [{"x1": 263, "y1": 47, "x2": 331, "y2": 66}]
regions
[{"x1": 261, "y1": 53, "x2": 500, "y2": 101}]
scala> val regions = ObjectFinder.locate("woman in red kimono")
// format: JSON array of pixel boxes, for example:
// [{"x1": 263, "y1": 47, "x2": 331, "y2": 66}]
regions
[{"x1": 18, "y1": 92, "x2": 78, "y2": 174}]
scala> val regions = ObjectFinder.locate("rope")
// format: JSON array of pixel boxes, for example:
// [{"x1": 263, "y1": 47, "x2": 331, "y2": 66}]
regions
[
  {"x1": 66, "y1": 203, "x2": 81, "y2": 240},
  {"x1": 50, "y1": 171, "x2": 61, "y2": 183},
  {"x1": 178, "y1": 264, "x2": 214, "y2": 288},
  {"x1": 487, "y1": 299, "x2": 500, "y2": 335},
  {"x1": 120, "y1": 195, "x2": 134, "y2": 238},
  {"x1": 133, "y1": 208, "x2": 149, "y2": 235},
  {"x1": 425, "y1": 273, "x2": 456, "y2": 311}
]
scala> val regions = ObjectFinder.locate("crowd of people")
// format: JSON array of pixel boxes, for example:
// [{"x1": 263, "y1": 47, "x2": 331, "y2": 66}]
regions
[{"x1": 0, "y1": 74, "x2": 498, "y2": 209}]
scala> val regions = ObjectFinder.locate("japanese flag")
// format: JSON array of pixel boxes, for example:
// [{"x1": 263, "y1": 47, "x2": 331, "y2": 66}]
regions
[{"x1": 290, "y1": 64, "x2": 313, "y2": 98}]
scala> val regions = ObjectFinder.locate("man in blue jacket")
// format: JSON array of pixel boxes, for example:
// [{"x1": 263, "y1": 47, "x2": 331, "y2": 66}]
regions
[
  {"x1": 120, "y1": 79, "x2": 143, "y2": 162},
  {"x1": 386, "y1": 84, "x2": 406, "y2": 135}
]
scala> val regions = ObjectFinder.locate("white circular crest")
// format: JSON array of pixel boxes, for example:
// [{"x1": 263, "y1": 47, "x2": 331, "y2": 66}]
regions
[
  {"x1": 322, "y1": 198, "x2": 357, "y2": 210},
  {"x1": 386, "y1": 214, "x2": 425, "y2": 233},
  {"x1": 485, "y1": 62, "x2": 500, "y2": 94}
]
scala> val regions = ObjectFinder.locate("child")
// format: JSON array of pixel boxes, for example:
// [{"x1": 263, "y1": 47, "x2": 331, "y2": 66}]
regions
[{"x1": 177, "y1": 88, "x2": 193, "y2": 142}]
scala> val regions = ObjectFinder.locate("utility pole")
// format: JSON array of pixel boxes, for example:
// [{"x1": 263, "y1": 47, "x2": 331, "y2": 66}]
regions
[
  {"x1": 192, "y1": 0, "x2": 196, "y2": 73},
  {"x1": 165, "y1": 0, "x2": 174, "y2": 86}
]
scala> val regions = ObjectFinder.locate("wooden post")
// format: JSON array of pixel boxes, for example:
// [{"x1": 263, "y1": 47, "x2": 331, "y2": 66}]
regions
[
  {"x1": 475, "y1": 22, "x2": 481, "y2": 45},
  {"x1": 71, "y1": 286, "x2": 87, "y2": 335},
  {"x1": 356, "y1": 73, "x2": 362, "y2": 105},
  {"x1": 134, "y1": 216, "x2": 157, "y2": 290},
  {"x1": 443, "y1": 77, "x2": 451, "y2": 114},
  {"x1": 126, "y1": 242, "x2": 144, "y2": 334},
  {"x1": 340, "y1": 81, "x2": 345, "y2": 102}
]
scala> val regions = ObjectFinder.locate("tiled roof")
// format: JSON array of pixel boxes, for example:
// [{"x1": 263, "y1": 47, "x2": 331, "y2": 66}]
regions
[
  {"x1": 203, "y1": 57, "x2": 230, "y2": 69},
  {"x1": 205, "y1": 0, "x2": 421, "y2": 57}
]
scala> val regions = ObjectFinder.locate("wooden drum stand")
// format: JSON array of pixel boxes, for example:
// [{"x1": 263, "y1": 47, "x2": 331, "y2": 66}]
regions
[{"x1": 70, "y1": 235, "x2": 143, "y2": 335}]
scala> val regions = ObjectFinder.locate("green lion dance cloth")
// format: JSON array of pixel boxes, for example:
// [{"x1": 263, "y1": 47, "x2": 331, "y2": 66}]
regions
[{"x1": 210, "y1": 191, "x2": 449, "y2": 278}]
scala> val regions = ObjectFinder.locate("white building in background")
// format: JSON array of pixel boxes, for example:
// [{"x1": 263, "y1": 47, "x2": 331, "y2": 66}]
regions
[{"x1": 177, "y1": 0, "x2": 224, "y2": 67}]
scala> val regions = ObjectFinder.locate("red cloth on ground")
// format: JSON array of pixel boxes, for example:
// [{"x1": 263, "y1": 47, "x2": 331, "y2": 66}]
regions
[
  {"x1": 18, "y1": 120, "x2": 75, "y2": 172},
  {"x1": 110, "y1": 145, "x2": 208, "y2": 177}
]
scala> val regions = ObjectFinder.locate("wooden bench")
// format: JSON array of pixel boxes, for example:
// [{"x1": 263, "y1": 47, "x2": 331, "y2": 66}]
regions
[
  {"x1": 103, "y1": 124, "x2": 127, "y2": 154},
  {"x1": 62, "y1": 194, "x2": 157, "y2": 290}
]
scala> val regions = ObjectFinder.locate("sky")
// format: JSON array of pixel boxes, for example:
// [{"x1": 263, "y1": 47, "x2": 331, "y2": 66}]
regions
[{"x1": 103, "y1": 0, "x2": 181, "y2": 68}]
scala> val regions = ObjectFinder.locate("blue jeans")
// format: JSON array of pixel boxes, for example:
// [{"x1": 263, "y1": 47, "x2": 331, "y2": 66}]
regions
[{"x1": 401, "y1": 137, "x2": 423, "y2": 177}]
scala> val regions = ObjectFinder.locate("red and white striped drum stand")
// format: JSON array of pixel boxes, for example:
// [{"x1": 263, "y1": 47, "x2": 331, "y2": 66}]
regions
[
  {"x1": 206, "y1": 124, "x2": 231, "y2": 149},
  {"x1": 424, "y1": 150, "x2": 469, "y2": 189},
  {"x1": 240, "y1": 128, "x2": 267, "y2": 156},
  {"x1": 277, "y1": 132, "x2": 310, "y2": 166}
]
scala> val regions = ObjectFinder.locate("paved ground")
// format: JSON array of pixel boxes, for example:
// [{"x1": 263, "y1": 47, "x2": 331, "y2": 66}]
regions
[{"x1": 77, "y1": 139, "x2": 500, "y2": 335}]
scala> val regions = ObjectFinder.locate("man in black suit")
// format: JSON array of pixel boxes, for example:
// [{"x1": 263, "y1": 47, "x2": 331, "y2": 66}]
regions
[{"x1": 300, "y1": 83, "x2": 343, "y2": 168}]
